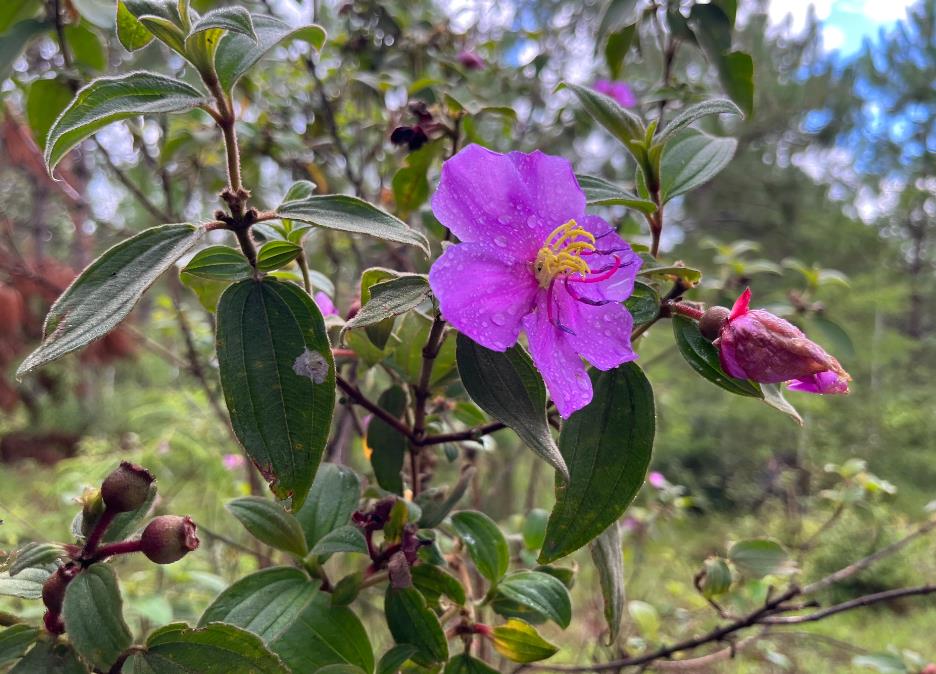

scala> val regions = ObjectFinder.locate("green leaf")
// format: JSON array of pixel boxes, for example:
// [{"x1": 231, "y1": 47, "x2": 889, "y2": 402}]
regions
[
  {"x1": 256, "y1": 240, "x2": 302, "y2": 272},
  {"x1": 522, "y1": 509, "x2": 549, "y2": 551},
  {"x1": 809, "y1": 316, "x2": 855, "y2": 361},
  {"x1": 0, "y1": 19, "x2": 48, "y2": 82},
  {"x1": 624, "y1": 281, "x2": 660, "y2": 325},
  {"x1": 392, "y1": 166, "x2": 430, "y2": 219},
  {"x1": 26, "y1": 78, "x2": 74, "y2": 150},
  {"x1": 385, "y1": 587, "x2": 448, "y2": 666},
  {"x1": 589, "y1": 524, "x2": 625, "y2": 645},
  {"x1": 189, "y1": 7, "x2": 256, "y2": 42},
  {"x1": 7, "y1": 543, "x2": 64, "y2": 576},
  {"x1": 8, "y1": 640, "x2": 85, "y2": 674},
  {"x1": 718, "y1": 51, "x2": 754, "y2": 118},
  {"x1": 495, "y1": 571, "x2": 572, "y2": 629},
  {"x1": 217, "y1": 278, "x2": 335, "y2": 510},
  {"x1": 456, "y1": 336, "x2": 567, "y2": 479},
  {"x1": 450, "y1": 511, "x2": 509, "y2": 583},
  {"x1": 116, "y1": 0, "x2": 154, "y2": 51},
  {"x1": 574, "y1": 174, "x2": 657, "y2": 213},
  {"x1": 728, "y1": 539, "x2": 795, "y2": 578},
  {"x1": 226, "y1": 496, "x2": 309, "y2": 557},
  {"x1": 411, "y1": 564, "x2": 466, "y2": 606},
  {"x1": 539, "y1": 363, "x2": 654, "y2": 564},
  {"x1": 356, "y1": 268, "x2": 401, "y2": 349},
  {"x1": 180, "y1": 271, "x2": 228, "y2": 313},
  {"x1": 367, "y1": 386, "x2": 408, "y2": 495},
  {"x1": 0, "y1": 625, "x2": 39, "y2": 668},
  {"x1": 309, "y1": 525, "x2": 368, "y2": 557},
  {"x1": 659, "y1": 130, "x2": 737, "y2": 202},
  {"x1": 62, "y1": 565, "x2": 132, "y2": 671},
  {"x1": 0, "y1": 564, "x2": 53, "y2": 599},
  {"x1": 345, "y1": 276, "x2": 431, "y2": 335},
  {"x1": 131, "y1": 622, "x2": 289, "y2": 673},
  {"x1": 70, "y1": 0, "x2": 114, "y2": 29},
  {"x1": 627, "y1": 600, "x2": 659, "y2": 639},
  {"x1": 604, "y1": 24, "x2": 635, "y2": 79},
  {"x1": 277, "y1": 194, "x2": 429, "y2": 256},
  {"x1": 389, "y1": 312, "x2": 456, "y2": 386},
  {"x1": 761, "y1": 383, "x2": 804, "y2": 426},
  {"x1": 0, "y1": 0, "x2": 41, "y2": 33},
  {"x1": 444, "y1": 654, "x2": 499, "y2": 674},
  {"x1": 43, "y1": 72, "x2": 207, "y2": 173},
  {"x1": 216, "y1": 14, "x2": 325, "y2": 91},
  {"x1": 559, "y1": 82, "x2": 644, "y2": 151},
  {"x1": 200, "y1": 568, "x2": 373, "y2": 673},
  {"x1": 183, "y1": 245, "x2": 253, "y2": 280},
  {"x1": 138, "y1": 15, "x2": 186, "y2": 54},
  {"x1": 637, "y1": 264, "x2": 702, "y2": 284},
  {"x1": 491, "y1": 619, "x2": 558, "y2": 663},
  {"x1": 64, "y1": 22, "x2": 106, "y2": 70},
  {"x1": 596, "y1": 0, "x2": 638, "y2": 46},
  {"x1": 671, "y1": 315, "x2": 762, "y2": 397},
  {"x1": 656, "y1": 98, "x2": 743, "y2": 145},
  {"x1": 688, "y1": 3, "x2": 732, "y2": 57},
  {"x1": 295, "y1": 463, "x2": 361, "y2": 549},
  {"x1": 377, "y1": 645, "x2": 419, "y2": 674},
  {"x1": 17, "y1": 223, "x2": 203, "y2": 378},
  {"x1": 852, "y1": 654, "x2": 910, "y2": 674}
]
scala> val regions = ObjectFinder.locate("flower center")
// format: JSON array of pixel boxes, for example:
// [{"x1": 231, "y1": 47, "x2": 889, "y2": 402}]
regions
[{"x1": 533, "y1": 219, "x2": 596, "y2": 288}]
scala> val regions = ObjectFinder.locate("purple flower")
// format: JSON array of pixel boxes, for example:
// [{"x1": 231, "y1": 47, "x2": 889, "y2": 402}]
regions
[
  {"x1": 222, "y1": 453, "x2": 245, "y2": 471},
  {"x1": 457, "y1": 50, "x2": 486, "y2": 70},
  {"x1": 594, "y1": 80, "x2": 637, "y2": 108},
  {"x1": 647, "y1": 471, "x2": 666, "y2": 489},
  {"x1": 714, "y1": 289, "x2": 850, "y2": 394},
  {"x1": 314, "y1": 291, "x2": 338, "y2": 317},
  {"x1": 428, "y1": 144, "x2": 642, "y2": 418}
]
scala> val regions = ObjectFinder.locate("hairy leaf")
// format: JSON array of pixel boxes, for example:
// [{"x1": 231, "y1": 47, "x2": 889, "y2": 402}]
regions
[
  {"x1": 384, "y1": 587, "x2": 448, "y2": 666},
  {"x1": 62, "y1": 565, "x2": 132, "y2": 671},
  {"x1": 226, "y1": 497, "x2": 309, "y2": 557},
  {"x1": 450, "y1": 511, "x2": 509, "y2": 583},
  {"x1": 589, "y1": 524, "x2": 625, "y2": 644}
]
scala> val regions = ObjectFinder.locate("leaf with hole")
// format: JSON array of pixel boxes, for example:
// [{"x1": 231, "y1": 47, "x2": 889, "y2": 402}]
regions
[
  {"x1": 17, "y1": 223, "x2": 203, "y2": 378},
  {"x1": 539, "y1": 364, "x2": 654, "y2": 563},
  {"x1": 217, "y1": 278, "x2": 335, "y2": 510}
]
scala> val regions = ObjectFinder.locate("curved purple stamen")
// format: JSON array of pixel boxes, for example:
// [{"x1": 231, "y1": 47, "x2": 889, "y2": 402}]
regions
[
  {"x1": 547, "y1": 281, "x2": 576, "y2": 334},
  {"x1": 567, "y1": 255, "x2": 622, "y2": 284},
  {"x1": 564, "y1": 277, "x2": 613, "y2": 306}
]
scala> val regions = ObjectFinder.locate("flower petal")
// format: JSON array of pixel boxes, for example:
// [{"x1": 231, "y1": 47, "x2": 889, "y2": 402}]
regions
[
  {"x1": 431, "y1": 145, "x2": 586, "y2": 259},
  {"x1": 429, "y1": 242, "x2": 536, "y2": 351},
  {"x1": 787, "y1": 371, "x2": 850, "y2": 394},
  {"x1": 728, "y1": 287, "x2": 752, "y2": 321},
  {"x1": 523, "y1": 291, "x2": 592, "y2": 418},
  {"x1": 552, "y1": 284, "x2": 637, "y2": 370}
]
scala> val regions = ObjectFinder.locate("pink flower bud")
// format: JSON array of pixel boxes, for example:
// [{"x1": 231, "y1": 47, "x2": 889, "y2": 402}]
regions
[
  {"x1": 714, "y1": 289, "x2": 850, "y2": 394},
  {"x1": 647, "y1": 471, "x2": 666, "y2": 489},
  {"x1": 101, "y1": 461, "x2": 155, "y2": 513},
  {"x1": 457, "y1": 50, "x2": 485, "y2": 70},
  {"x1": 140, "y1": 515, "x2": 200, "y2": 564}
]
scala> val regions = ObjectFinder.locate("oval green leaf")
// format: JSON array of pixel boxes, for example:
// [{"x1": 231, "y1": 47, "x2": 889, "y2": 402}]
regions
[
  {"x1": 62, "y1": 565, "x2": 132, "y2": 671},
  {"x1": 450, "y1": 510, "x2": 509, "y2": 583},
  {"x1": 491, "y1": 619, "x2": 558, "y2": 664},
  {"x1": 343, "y1": 276, "x2": 431, "y2": 333},
  {"x1": 0, "y1": 625, "x2": 40, "y2": 669},
  {"x1": 44, "y1": 71, "x2": 208, "y2": 173},
  {"x1": 226, "y1": 496, "x2": 309, "y2": 557},
  {"x1": 17, "y1": 223, "x2": 203, "y2": 378},
  {"x1": 539, "y1": 363, "x2": 655, "y2": 564},
  {"x1": 575, "y1": 174, "x2": 657, "y2": 213},
  {"x1": 367, "y1": 386, "x2": 408, "y2": 495},
  {"x1": 671, "y1": 315, "x2": 762, "y2": 397},
  {"x1": 256, "y1": 240, "x2": 302, "y2": 272},
  {"x1": 216, "y1": 278, "x2": 335, "y2": 510},
  {"x1": 132, "y1": 622, "x2": 289, "y2": 673},
  {"x1": 656, "y1": 98, "x2": 742, "y2": 145},
  {"x1": 183, "y1": 245, "x2": 253, "y2": 280},
  {"x1": 276, "y1": 194, "x2": 430, "y2": 255},
  {"x1": 495, "y1": 571, "x2": 572, "y2": 629},
  {"x1": 384, "y1": 587, "x2": 448, "y2": 666},
  {"x1": 456, "y1": 335, "x2": 567, "y2": 479},
  {"x1": 559, "y1": 82, "x2": 644, "y2": 151},
  {"x1": 295, "y1": 462, "x2": 361, "y2": 549},
  {"x1": 659, "y1": 130, "x2": 737, "y2": 203}
]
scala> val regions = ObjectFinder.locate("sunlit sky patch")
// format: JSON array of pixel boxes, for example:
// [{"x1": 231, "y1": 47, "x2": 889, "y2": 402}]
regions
[{"x1": 768, "y1": 0, "x2": 918, "y2": 55}]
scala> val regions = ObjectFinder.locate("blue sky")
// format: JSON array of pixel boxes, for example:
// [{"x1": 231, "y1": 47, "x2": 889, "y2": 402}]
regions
[{"x1": 768, "y1": 0, "x2": 918, "y2": 56}]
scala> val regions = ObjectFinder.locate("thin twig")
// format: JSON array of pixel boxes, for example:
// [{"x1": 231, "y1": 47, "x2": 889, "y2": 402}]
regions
[{"x1": 764, "y1": 585, "x2": 936, "y2": 625}]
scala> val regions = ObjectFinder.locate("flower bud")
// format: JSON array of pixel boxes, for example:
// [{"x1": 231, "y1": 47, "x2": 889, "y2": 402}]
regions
[
  {"x1": 140, "y1": 515, "x2": 200, "y2": 564},
  {"x1": 101, "y1": 462, "x2": 155, "y2": 513},
  {"x1": 715, "y1": 289, "x2": 850, "y2": 394},
  {"x1": 699, "y1": 306, "x2": 730, "y2": 341},
  {"x1": 41, "y1": 564, "x2": 78, "y2": 614}
]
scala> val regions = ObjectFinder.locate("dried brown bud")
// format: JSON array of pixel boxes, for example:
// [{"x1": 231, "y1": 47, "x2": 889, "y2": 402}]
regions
[
  {"x1": 140, "y1": 515, "x2": 200, "y2": 564},
  {"x1": 101, "y1": 461, "x2": 155, "y2": 513},
  {"x1": 699, "y1": 306, "x2": 730, "y2": 342}
]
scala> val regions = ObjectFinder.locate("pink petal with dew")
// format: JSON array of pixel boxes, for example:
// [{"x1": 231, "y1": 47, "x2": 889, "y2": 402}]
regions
[
  {"x1": 429, "y1": 242, "x2": 537, "y2": 351},
  {"x1": 552, "y1": 283, "x2": 636, "y2": 370},
  {"x1": 787, "y1": 371, "x2": 850, "y2": 394},
  {"x1": 523, "y1": 290, "x2": 593, "y2": 418}
]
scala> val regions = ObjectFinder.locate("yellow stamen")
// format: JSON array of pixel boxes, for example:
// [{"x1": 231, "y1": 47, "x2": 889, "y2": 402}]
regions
[{"x1": 533, "y1": 220, "x2": 596, "y2": 288}]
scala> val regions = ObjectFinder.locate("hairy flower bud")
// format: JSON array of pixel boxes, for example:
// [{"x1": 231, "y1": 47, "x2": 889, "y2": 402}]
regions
[
  {"x1": 41, "y1": 564, "x2": 79, "y2": 615},
  {"x1": 699, "y1": 306, "x2": 730, "y2": 341},
  {"x1": 140, "y1": 515, "x2": 200, "y2": 564},
  {"x1": 698, "y1": 557, "x2": 732, "y2": 598},
  {"x1": 101, "y1": 461, "x2": 155, "y2": 513},
  {"x1": 715, "y1": 289, "x2": 850, "y2": 394}
]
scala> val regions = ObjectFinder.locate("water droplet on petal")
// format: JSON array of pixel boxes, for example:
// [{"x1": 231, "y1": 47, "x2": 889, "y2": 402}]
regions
[
  {"x1": 492, "y1": 313, "x2": 507, "y2": 326},
  {"x1": 494, "y1": 235, "x2": 508, "y2": 248}
]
